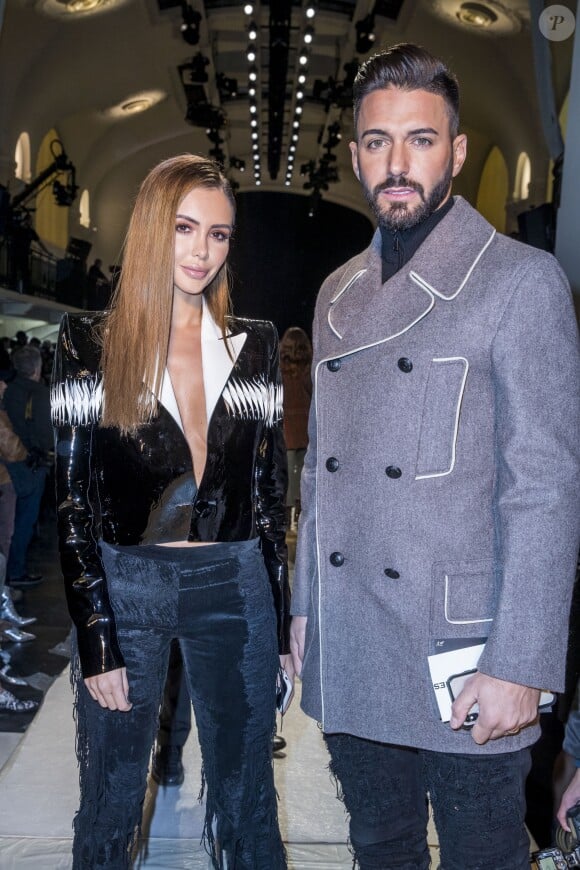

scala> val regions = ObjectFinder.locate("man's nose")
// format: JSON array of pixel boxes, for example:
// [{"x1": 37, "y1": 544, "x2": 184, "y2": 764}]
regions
[{"x1": 387, "y1": 142, "x2": 409, "y2": 179}]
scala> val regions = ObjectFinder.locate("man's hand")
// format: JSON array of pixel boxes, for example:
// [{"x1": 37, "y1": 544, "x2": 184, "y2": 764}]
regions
[
  {"x1": 449, "y1": 672, "x2": 540, "y2": 745},
  {"x1": 290, "y1": 616, "x2": 307, "y2": 677},
  {"x1": 557, "y1": 766, "x2": 580, "y2": 832},
  {"x1": 85, "y1": 666, "x2": 132, "y2": 712}
]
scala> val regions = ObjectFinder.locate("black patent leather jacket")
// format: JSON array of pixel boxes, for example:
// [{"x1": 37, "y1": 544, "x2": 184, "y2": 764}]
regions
[{"x1": 52, "y1": 311, "x2": 290, "y2": 678}]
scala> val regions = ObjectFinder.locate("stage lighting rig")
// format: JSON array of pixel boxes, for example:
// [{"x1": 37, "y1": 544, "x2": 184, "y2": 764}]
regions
[
  {"x1": 355, "y1": 12, "x2": 376, "y2": 53},
  {"x1": 180, "y1": 2, "x2": 201, "y2": 45}
]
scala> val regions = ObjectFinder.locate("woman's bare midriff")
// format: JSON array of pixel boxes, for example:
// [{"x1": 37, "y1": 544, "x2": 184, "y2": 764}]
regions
[{"x1": 158, "y1": 540, "x2": 218, "y2": 547}]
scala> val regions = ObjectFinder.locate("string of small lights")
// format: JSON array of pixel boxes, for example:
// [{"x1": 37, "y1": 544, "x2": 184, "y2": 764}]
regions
[
  {"x1": 244, "y1": 3, "x2": 262, "y2": 186},
  {"x1": 284, "y1": 2, "x2": 316, "y2": 188}
]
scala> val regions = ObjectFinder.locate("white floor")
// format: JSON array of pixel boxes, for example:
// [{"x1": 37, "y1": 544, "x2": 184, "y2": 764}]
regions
[{"x1": 0, "y1": 667, "x2": 442, "y2": 869}]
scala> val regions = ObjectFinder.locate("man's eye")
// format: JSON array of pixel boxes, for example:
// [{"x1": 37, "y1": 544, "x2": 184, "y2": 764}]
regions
[
  {"x1": 367, "y1": 139, "x2": 386, "y2": 150},
  {"x1": 413, "y1": 137, "x2": 432, "y2": 147}
]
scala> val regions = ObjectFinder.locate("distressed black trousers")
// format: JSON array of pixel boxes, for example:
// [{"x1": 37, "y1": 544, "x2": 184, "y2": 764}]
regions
[
  {"x1": 325, "y1": 732, "x2": 531, "y2": 870},
  {"x1": 72, "y1": 538, "x2": 286, "y2": 870}
]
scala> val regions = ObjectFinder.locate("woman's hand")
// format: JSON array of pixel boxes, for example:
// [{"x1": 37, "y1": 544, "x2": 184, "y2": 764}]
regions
[{"x1": 84, "y1": 667, "x2": 132, "y2": 712}]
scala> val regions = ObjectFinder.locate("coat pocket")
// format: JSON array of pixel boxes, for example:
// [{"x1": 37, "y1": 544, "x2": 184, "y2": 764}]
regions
[
  {"x1": 415, "y1": 357, "x2": 468, "y2": 479},
  {"x1": 430, "y1": 559, "x2": 497, "y2": 640}
]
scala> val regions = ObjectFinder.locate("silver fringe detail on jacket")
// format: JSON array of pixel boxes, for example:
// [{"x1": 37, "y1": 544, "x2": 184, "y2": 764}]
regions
[
  {"x1": 51, "y1": 377, "x2": 103, "y2": 427},
  {"x1": 222, "y1": 377, "x2": 283, "y2": 426}
]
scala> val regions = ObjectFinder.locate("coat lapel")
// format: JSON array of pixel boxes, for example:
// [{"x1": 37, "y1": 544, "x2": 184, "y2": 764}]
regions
[{"x1": 324, "y1": 197, "x2": 495, "y2": 358}]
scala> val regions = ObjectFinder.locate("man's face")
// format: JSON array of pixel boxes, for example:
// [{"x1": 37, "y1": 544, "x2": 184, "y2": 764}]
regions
[{"x1": 350, "y1": 87, "x2": 467, "y2": 231}]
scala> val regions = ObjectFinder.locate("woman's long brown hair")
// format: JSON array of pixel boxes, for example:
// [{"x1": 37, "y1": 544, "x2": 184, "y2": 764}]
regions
[{"x1": 97, "y1": 154, "x2": 235, "y2": 434}]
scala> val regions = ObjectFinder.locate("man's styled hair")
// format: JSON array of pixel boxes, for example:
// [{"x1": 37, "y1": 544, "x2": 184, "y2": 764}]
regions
[
  {"x1": 99, "y1": 154, "x2": 235, "y2": 433},
  {"x1": 353, "y1": 43, "x2": 460, "y2": 138}
]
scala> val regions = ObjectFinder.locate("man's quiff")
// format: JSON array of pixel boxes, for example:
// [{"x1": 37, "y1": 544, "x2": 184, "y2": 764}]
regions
[{"x1": 353, "y1": 43, "x2": 460, "y2": 139}]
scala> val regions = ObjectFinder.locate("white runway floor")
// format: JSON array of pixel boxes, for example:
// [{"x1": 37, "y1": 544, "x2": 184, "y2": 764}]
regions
[{"x1": 0, "y1": 668, "x2": 441, "y2": 869}]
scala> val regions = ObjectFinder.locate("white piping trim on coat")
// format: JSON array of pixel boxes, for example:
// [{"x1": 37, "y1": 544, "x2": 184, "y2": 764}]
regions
[
  {"x1": 313, "y1": 357, "x2": 325, "y2": 727},
  {"x1": 327, "y1": 270, "x2": 367, "y2": 339},
  {"x1": 415, "y1": 356, "x2": 469, "y2": 480},
  {"x1": 444, "y1": 574, "x2": 494, "y2": 625},
  {"x1": 409, "y1": 229, "x2": 496, "y2": 300}
]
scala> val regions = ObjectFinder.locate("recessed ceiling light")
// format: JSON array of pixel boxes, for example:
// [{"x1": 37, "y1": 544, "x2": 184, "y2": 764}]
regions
[
  {"x1": 107, "y1": 89, "x2": 165, "y2": 119},
  {"x1": 456, "y1": 1, "x2": 498, "y2": 25}
]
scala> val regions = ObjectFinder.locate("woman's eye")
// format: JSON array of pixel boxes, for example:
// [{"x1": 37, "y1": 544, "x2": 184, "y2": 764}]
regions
[
  {"x1": 212, "y1": 231, "x2": 230, "y2": 242},
  {"x1": 176, "y1": 223, "x2": 190, "y2": 233}
]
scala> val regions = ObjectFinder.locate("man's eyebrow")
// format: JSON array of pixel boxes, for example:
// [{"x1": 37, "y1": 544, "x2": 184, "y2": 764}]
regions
[{"x1": 360, "y1": 127, "x2": 440, "y2": 138}]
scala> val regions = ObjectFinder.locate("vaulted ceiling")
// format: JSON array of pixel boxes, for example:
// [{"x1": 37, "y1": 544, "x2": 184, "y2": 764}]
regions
[{"x1": 0, "y1": 0, "x2": 575, "y2": 266}]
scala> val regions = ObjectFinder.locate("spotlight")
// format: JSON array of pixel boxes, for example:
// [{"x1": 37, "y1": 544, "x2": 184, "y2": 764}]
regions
[
  {"x1": 293, "y1": 120, "x2": 300, "y2": 128},
  {"x1": 248, "y1": 20, "x2": 258, "y2": 39},
  {"x1": 290, "y1": 144, "x2": 296, "y2": 152},
  {"x1": 292, "y1": 133, "x2": 298, "y2": 142},
  {"x1": 298, "y1": 73, "x2": 306, "y2": 84},
  {"x1": 249, "y1": 86, "x2": 256, "y2": 96},
  {"x1": 303, "y1": 25, "x2": 314, "y2": 43},
  {"x1": 250, "y1": 118, "x2": 258, "y2": 128},
  {"x1": 299, "y1": 51, "x2": 308, "y2": 65},
  {"x1": 249, "y1": 65, "x2": 258, "y2": 82},
  {"x1": 243, "y1": 3, "x2": 253, "y2": 14},
  {"x1": 247, "y1": 44, "x2": 257, "y2": 62},
  {"x1": 216, "y1": 72, "x2": 238, "y2": 98},
  {"x1": 250, "y1": 103, "x2": 257, "y2": 114},
  {"x1": 285, "y1": 180, "x2": 291, "y2": 186},
  {"x1": 305, "y1": 2, "x2": 316, "y2": 18},
  {"x1": 355, "y1": 13, "x2": 376, "y2": 53},
  {"x1": 187, "y1": 52, "x2": 210, "y2": 83},
  {"x1": 180, "y1": 3, "x2": 201, "y2": 46},
  {"x1": 252, "y1": 131, "x2": 259, "y2": 139},
  {"x1": 295, "y1": 105, "x2": 303, "y2": 114}
]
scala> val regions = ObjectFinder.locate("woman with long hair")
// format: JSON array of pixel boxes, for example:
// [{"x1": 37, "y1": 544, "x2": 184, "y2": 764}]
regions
[{"x1": 51, "y1": 154, "x2": 292, "y2": 869}]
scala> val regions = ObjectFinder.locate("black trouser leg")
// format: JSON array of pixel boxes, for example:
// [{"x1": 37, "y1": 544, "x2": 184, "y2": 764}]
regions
[{"x1": 157, "y1": 637, "x2": 191, "y2": 749}]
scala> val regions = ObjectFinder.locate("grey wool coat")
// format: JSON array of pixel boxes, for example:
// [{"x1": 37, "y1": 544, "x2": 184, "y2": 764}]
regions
[{"x1": 292, "y1": 196, "x2": 580, "y2": 754}]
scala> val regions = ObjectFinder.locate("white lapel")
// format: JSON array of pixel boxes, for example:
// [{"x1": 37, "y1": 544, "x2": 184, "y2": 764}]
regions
[
  {"x1": 158, "y1": 299, "x2": 247, "y2": 431},
  {"x1": 201, "y1": 296, "x2": 246, "y2": 423}
]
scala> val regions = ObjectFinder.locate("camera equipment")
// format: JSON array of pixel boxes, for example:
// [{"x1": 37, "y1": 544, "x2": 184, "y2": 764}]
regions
[{"x1": 533, "y1": 803, "x2": 580, "y2": 868}]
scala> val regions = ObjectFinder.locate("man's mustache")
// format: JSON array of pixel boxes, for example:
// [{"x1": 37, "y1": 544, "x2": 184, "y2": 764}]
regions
[{"x1": 373, "y1": 177, "x2": 425, "y2": 200}]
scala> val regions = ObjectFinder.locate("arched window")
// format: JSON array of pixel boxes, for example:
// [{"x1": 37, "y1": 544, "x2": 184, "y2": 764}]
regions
[
  {"x1": 514, "y1": 152, "x2": 531, "y2": 201},
  {"x1": 79, "y1": 189, "x2": 91, "y2": 228},
  {"x1": 14, "y1": 132, "x2": 31, "y2": 182},
  {"x1": 476, "y1": 146, "x2": 508, "y2": 233}
]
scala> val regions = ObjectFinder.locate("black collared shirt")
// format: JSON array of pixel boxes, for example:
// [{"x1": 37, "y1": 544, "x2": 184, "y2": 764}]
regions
[{"x1": 381, "y1": 197, "x2": 454, "y2": 283}]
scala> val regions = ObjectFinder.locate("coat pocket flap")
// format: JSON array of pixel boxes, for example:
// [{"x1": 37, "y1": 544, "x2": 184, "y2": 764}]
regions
[{"x1": 430, "y1": 559, "x2": 497, "y2": 639}]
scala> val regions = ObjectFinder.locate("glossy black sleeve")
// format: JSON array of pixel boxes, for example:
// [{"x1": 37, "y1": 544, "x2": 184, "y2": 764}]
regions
[
  {"x1": 254, "y1": 327, "x2": 291, "y2": 654},
  {"x1": 51, "y1": 314, "x2": 125, "y2": 678}
]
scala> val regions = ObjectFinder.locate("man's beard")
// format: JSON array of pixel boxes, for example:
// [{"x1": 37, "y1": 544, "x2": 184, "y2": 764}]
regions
[{"x1": 362, "y1": 156, "x2": 454, "y2": 231}]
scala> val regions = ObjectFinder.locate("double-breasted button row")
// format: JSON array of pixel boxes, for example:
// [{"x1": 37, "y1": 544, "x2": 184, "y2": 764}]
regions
[
  {"x1": 385, "y1": 465, "x2": 402, "y2": 479},
  {"x1": 384, "y1": 567, "x2": 400, "y2": 579},
  {"x1": 327, "y1": 358, "x2": 342, "y2": 372},
  {"x1": 329, "y1": 551, "x2": 344, "y2": 567},
  {"x1": 326, "y1": 456, "x2": 339, "y2": 472},
  {"x1": 397, "y1": 357, "x2": 413, "y2": 373}
]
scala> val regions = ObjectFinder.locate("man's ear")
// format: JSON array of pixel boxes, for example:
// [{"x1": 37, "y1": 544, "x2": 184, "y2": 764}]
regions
[
  {"x1": 452, "y1": 134, "x2": 467, "y2": 178},
  {"x1": 349, "y1": 141, "x2": 361, "y2": 181}
]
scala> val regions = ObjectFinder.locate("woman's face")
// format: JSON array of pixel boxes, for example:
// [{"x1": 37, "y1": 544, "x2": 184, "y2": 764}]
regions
[{"x1": 173, "y1": 186, "x2": 234, "y2": 300}]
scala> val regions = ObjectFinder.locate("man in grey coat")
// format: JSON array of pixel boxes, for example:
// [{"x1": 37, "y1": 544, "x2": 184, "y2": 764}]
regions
[{"x1": 290, "y1": 44, "x2": 580, "y2": 869}]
